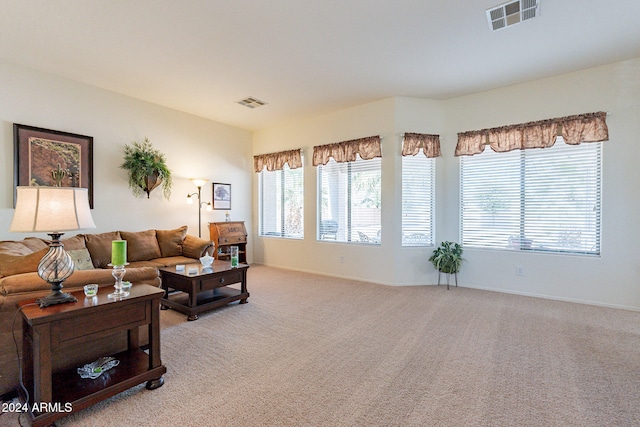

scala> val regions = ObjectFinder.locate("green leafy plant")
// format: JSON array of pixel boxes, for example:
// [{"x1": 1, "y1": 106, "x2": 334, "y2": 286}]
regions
[
  {"x1": 429, "y1": 241, "x2": 463, "y2": 274},
  {"x1": 120, "y1": 138, "x2": 172, "y2": 200}
]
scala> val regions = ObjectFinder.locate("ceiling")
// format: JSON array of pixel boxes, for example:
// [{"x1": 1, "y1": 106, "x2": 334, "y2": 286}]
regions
[{"x1": 1, "y1": 1, "x2": 639, "y2": 131}]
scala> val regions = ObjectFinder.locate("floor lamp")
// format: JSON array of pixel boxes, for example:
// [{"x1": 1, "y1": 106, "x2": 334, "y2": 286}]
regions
[
  {"x1": 10, "y1": 186, "x2": 96, "y2": 307},
  {"x1": 187, "y1": 179, "x2": 212, "y2": 238}
]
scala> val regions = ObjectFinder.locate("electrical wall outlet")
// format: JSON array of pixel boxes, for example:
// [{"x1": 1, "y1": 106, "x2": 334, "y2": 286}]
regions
[
  {"x1": 516, "y1": 266, "x2": 524, "y2": 276},
  {"x1": 340, "y1": 256, "x2": 345, "y2": 263}
]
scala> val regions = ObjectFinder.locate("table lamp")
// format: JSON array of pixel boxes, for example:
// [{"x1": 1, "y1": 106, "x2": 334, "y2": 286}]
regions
[{"x1": 10, "y1": 186, "x2": 96, "y2": 307}]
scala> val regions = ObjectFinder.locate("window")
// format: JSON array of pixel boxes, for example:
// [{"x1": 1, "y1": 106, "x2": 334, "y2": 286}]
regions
[
  {"x1": 460, "y1": 140, "x2": 601, "y2": 255},
  {"x1": 317, "y1": 155, "x2": 381, "y2": 243},
  {"x1": 258, "y1": 162, "x2": 303, "y2": 238},
  {"x1": 402, "y1": 155, "x2": 435, "y2": 246}
]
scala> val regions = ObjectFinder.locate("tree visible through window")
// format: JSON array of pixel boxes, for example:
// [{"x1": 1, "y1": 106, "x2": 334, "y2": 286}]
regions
[
  {"x1": 317, "y1": 156, "x2": 381, "y2": 243},
  {"x1": 258, "y1": 162, "x2": 303, "y2": 238},
  {"x1": 460, "y1": 139, "x2": 601, "y2": 255}
]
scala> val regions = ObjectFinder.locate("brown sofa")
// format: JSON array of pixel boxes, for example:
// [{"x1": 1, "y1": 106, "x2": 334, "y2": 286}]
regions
[{"x1": 0, "y1": 225, "x2": 214, "y2": 398}]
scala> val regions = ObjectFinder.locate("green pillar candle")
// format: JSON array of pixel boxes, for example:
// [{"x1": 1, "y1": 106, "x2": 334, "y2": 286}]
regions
[{"x1": 111, "y1": 240, "x2": 127, "y2": 266}]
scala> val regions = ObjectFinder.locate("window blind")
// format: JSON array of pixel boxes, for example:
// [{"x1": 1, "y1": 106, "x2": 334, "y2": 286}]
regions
[
  {"x1": 317, "y1": 155, "x2": 381, "y2": 243},
  {"x1": 460, "y1": 139, "x2": 601, "y2": 255},
  {"x1": 401, "y1": 155, "x2": 435, "y2": 246},
  {"x1": 258, "y1": 162, "x2": 304, "y2": 239}
]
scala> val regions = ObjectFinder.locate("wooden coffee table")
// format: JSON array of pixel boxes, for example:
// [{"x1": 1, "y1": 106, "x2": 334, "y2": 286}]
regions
[{"x1": 159, "y1": 260, "x2": 249, "y2": 321}]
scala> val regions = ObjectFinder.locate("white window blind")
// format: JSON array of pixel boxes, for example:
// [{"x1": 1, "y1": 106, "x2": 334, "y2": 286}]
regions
[
  {"x1": 258, "y1": 162, "x2": 303, "y2": 239},
  {"x1": 460, "y1": 140, "x2": 601, "y2": 255},
  {"x1": 317, "y1": 155, "x2": 381, "y2": 243},
  {"x1": 402, "y1": 155, "x2": 435, "y2": 246}
]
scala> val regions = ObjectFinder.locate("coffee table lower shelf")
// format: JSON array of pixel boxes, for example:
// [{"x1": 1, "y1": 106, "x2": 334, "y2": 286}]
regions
[{"x1": 161, "y1": 287, "x2": 248, "y2": 320}]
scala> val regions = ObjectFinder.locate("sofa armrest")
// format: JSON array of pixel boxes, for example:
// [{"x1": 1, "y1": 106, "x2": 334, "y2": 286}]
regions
[{"x1": 182, "y1": 235, "x2": 214, "y2": 258}]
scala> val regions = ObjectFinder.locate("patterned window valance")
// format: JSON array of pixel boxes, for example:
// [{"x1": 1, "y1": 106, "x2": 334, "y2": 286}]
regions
[
  {"x1": 402, "y1": 133, "x2": 442, "y2": 158},
  {"x1": 253, "y1": 149, "x2": 303, "y2": 172},
  {"x1": 312, "y1": 136, "x2": 381, "y2": 166},
  {"x1": 455, "y1": 112, "x2": 609, "y2": 157}
]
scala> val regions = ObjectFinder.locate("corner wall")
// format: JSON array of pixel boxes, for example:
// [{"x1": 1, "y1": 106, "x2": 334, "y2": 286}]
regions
[
  {"x1": 252, "y1": 98, "x2": 399, "y2": 285},
  {"x1": 0, "y1": 61, "x2": 253, "y2": 260},
  {"x1": 252, "y1": 57, "x2": 640, "y2": 310}
]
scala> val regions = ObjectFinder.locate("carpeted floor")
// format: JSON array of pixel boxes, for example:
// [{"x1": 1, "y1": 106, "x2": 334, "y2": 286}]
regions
[{"x1": 5, "y1": 265, "x2": 640, "y2": 426}]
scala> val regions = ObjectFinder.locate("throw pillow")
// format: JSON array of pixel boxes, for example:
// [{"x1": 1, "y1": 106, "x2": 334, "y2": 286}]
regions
[
  {"x1": 60, "y1": 234, "x2": 87, "y2": 251},
  {"x1": 0, "y1": 248, "x2": 48, "y2": 277},
  {"x1": 85, "y1": 231, "x2": 122, "y2": 268},
  {"x1": 0, "y1": 240, "x2": 39, "y2": 257},
  {"x1": 120, "y1": 230, "x2": 162, "y2": 262},
  {"x1": 67, "y1": 248, "x2": 94, "y2": 270},
  {"x1": 155, "y1": 225, "x2": 187, "y2": 257},
  {"x1": 182, "y1": 234, "x2": 214, "y2": 259},
  {"x1": 21, "y1": 237, "x2": 49, "y2": 252}
]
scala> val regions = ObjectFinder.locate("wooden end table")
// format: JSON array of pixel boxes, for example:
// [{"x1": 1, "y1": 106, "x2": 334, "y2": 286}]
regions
[
  {"x1": 159, "y1": 260, "x2": 249, "y2": 321},
  {"x1": 17, "y1": 284, "x2": 166, "y2": 427}
]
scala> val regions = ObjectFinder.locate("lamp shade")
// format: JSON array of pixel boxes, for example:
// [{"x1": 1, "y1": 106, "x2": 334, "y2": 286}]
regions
[
  {"x1": 10, "y1": 186, "x2": 96, "y2": 233},
  {"x1": 190, "y1": 178, "x2": 209, "y2": 188}
]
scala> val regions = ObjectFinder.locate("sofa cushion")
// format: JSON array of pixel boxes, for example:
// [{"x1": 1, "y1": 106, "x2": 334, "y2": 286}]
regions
[
  {"x1": 0, "y1": 248, "x2": 48, "y2": 277},
  {"x1": 127, "y1": 260, "x2": 166, "y2": 268},
  {"x1": 152, "y1": 255, "x2": 200, "y2": 267},
  {"x1": 183, "y1": 234, "x2": 213, "y2": 259},
  {"x1": 85, "y1": 231, "x2": 122, "y2": 268},
  {"x1": 68, "y1": 248, "x2": 94, "y2": 270},
  {"x1": 20, "y1": 238, "x2": 49, "y2": 252},
  {"x1": 0, "y1": 240, "x2": 43, "y2": 257},
  {"x1": 120, "y1": 230, "x2": 162, "y2": 262},
  {"x1": 156, "y1": 226, "x2": 187, "y2": 257},
  {"x1": 0, "y1": 267, "x2": 160, "y2": 296},
  {"x1": 0, "y1": 271, "x2": 52, "y2": 295},
  {"x1": 60, "y1": 235, "x2": 87, "y2": 251}
]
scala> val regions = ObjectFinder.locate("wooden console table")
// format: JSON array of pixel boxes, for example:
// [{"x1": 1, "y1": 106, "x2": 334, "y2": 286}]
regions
[
  {"x1": 160, "y1": 260, "x2": 249, "y2": 321},
  {"x1": 17, "y1": 284, "x2": 166, "y2": 427}
]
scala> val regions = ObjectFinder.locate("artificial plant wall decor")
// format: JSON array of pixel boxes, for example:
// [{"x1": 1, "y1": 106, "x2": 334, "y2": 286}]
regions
[{"x1": 120, "y1": 138, "x2": 173, "y2": 200}]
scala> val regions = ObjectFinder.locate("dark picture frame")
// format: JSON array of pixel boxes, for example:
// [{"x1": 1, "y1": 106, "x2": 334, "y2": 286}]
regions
[
  {"x1": 212, "y1": 182, "x2": 231, "y2": 210},
  {"x1": 14, "y1": 124, "x2": 94, "y2": 208}
]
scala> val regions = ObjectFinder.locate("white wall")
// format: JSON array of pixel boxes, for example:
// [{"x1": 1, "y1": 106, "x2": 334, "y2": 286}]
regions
[
  {"x1": 0, "y1": 61, "x2": 253, "y2": 259},
  {"x1": 252, "y1": 57, "x2": 640, "y2": 310},
  {"x1": 253, "y1": 98, "x2": 398, "y2": 284},
  {"x1": 441, "y1": 58, "x2": 640, "y2": 310}
]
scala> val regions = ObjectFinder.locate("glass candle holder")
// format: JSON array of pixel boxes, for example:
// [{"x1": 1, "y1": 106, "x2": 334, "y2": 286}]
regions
[{"x1": 108, "y1": 264, "x2": 130, "y2": 299}]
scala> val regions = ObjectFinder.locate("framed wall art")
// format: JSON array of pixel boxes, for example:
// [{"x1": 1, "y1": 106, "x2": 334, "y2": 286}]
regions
[
  {"x1": 212, "y1": 182, "x2": 231, "y2": 210},
  {"x1": 14, "y1": 124, "x2": 94, "y2": 207}
]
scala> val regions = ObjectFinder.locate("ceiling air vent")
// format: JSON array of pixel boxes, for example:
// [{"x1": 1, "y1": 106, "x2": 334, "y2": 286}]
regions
[
  {"x1": 237, "y1": 97, "x2": 267, "y2": 109},
  {"x1": 487, "y1": 0, "x2": 539, "y2": 31}
]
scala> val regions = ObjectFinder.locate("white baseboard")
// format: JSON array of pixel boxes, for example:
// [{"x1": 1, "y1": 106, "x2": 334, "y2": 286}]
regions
[{"x1": 252, "y1": 262, "x2": 640, "y2": 312}]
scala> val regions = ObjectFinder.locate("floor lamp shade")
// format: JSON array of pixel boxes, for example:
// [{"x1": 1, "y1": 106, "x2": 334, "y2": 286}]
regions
[{"x1": 10, "y1": 187, "x2": 96, "y2": 307}]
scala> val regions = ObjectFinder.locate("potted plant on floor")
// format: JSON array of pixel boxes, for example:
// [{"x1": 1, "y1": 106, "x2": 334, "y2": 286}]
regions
[
  {"x1": 120, "y1": 138, "x2": 173, "y2": 200},
  {"x1": 429, "y1": 241, "x2": 463, "y2": 289}
]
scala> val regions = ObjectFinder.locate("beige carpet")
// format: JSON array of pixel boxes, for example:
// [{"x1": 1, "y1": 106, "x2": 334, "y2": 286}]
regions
[{"x1": 8, "y1": 265, "x2": 640, "y2": 426}]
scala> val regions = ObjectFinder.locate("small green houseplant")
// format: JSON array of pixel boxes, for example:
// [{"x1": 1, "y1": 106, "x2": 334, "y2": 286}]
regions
[
  {"x1": 120, "y1": 138, "x2": 173, "y2": 200},
  {"x1": 429, "y1": 241, "x2": 463, "y2": 274},
  {"x1": 429, "y1": 241, "x2": 463, "y2": 289}
]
